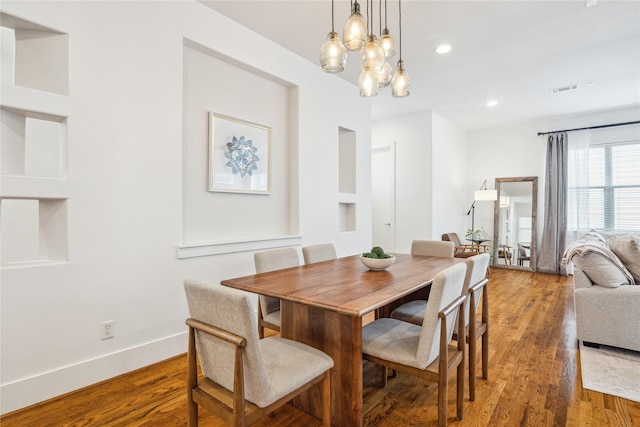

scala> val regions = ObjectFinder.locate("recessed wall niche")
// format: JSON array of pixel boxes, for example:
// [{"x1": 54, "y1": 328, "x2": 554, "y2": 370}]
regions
[
  {"x1": 338, "y1": 202, "x2": 356, "y2": 232},
  {"x1": 1, "y1": 13, "x2": 69, "y2": 95},
  {"x1": 0, "y1": 198, "x2": 68, "y2": 266},
  {"x1": 1, "y1": 108, "x2": 66, "y2": 178},
  {"x1": 338, "y1": 127, "x2": 356, "y2": 194},
  {"x1": 338, "y1": 127, "x2": 357, "y2": 233},
  {"x1": 179, "y1": 39, "x2": 300, "y2": 256},
  {"x1": 0, "y1": 13, "x2": 69, "y2": 268}
]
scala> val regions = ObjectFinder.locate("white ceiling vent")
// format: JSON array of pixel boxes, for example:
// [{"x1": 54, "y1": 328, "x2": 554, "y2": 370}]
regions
[{"x1": 550, "y1": 84, "x2": 580, "y2": 94}]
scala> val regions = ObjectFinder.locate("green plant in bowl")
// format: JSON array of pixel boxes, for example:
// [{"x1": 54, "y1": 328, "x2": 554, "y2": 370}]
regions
[{"x1": 361, "y1": 246, "x2": 395, "y2": 270}]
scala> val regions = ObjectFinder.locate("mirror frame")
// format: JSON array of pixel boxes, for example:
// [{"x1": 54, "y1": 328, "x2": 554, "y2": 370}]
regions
[{"x1": 492, "y1": 176, "x2": 538, "y2": 271}]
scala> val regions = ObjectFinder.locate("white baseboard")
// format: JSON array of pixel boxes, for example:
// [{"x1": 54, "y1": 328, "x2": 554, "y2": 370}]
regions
[{"x1": 0, "y1": 331, "x2": 188, "y2": 415}]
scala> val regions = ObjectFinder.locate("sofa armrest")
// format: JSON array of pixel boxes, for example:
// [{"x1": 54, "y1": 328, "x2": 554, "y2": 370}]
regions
[
  {"x1": 574, "y1": 284, "x2": 640, "y2": 351},
  {"x1": 573, "y1": 268, "x2": 593, "y2": 289}
]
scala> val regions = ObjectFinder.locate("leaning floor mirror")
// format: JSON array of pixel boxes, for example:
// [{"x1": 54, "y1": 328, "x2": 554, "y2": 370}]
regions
[{"x1": 492, "y1": 176, "x2": 538, "y2": 271}]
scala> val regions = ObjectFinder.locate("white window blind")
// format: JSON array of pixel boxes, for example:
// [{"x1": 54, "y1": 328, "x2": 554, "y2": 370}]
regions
[{"x1": 568, "y1": 126, "x2": 640, "y2": 233}]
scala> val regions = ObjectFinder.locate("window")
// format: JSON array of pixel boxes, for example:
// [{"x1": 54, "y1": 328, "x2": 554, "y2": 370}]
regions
[{"x1": 568, "y1": 132, "x2": 640, "y2": 233}]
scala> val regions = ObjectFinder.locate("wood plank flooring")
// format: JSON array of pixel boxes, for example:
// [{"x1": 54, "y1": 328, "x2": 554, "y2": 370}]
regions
[{"x1": 2, "y1": 269, "x2": 639, "y2": 426}]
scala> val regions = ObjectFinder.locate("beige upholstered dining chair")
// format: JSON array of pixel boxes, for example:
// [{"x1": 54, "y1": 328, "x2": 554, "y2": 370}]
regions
[
  {"x1": 254, "y1": 247, "x2": 300, "y2": 338},
  {"x1": 390, "y1": 253, "x2": 491, "y2": 401},
  {"x1": 184, "y1": 280, "x2": 333, "y2": 426},
  {"x1": 362, "y1": 263, "x2": 468, "y2": 427},
  {"x1": 411, "y1": 239, "x2": 455, "y2": 258},
  {"x1": 385, "y1": 240, "x2": 454, "y2": 322},
  {"x1": 302, "y1": 243, "x2": 337, "y2": 264}
]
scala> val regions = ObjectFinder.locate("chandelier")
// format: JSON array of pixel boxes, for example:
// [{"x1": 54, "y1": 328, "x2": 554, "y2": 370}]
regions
[{"x1": 319, "y1": 0, "x2": 410, "y2": 98}]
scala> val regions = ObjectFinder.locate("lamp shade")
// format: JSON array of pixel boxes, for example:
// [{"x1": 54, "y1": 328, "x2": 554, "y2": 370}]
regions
[
  {"x1": 359, "y1": 70, "x2": 379, "y2": 97},
  {"x1": 391, "y1": 60, "x2": 410, "y2": 97},
  {"x1": 343, "y1": 1, "x2": 367, "y2": 51},
  {"x1": 320, "y1": 31, "x2": 347, "y2": 73},
  {"x1": 380, "y1": 30, "x2": 396, "y2": 58},
  {"x1": 361, "y1": 35, "x2": 385, "y2": 73},
  {"x1": 474, "y1": 189, "x2": 498, "y2": 201},
  {"x1": 377, "y1": 60, "x2": 392, "y2": 87}
]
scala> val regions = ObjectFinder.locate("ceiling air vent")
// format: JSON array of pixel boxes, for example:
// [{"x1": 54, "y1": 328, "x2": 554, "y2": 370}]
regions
[{"x1": 550, "y1": 84, "x2": 580, "y2": 94}]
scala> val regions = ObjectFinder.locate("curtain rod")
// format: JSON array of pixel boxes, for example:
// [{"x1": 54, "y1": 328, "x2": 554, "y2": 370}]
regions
[{"x1": 537, "y1": 120, "x2": 640, "y2": 136}]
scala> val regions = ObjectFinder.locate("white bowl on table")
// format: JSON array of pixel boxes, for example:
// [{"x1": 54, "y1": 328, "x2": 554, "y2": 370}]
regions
[{"x1": 359, "y1": 255, "x2": 396, "y2": 271}]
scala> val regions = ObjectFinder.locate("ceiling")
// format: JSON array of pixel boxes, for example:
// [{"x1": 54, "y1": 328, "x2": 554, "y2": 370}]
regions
[{"x1": 201, "y1": 1, "x2": 640, "y2": 131}]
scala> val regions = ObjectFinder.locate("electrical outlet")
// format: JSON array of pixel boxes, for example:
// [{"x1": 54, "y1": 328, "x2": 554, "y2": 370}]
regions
[{"x1": 100, "y1": 320, "x2": 115, "y2": 340}]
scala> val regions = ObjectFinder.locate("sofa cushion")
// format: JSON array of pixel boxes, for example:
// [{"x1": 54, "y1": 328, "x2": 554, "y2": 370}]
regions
[
  {"x1": 608, "y1": 234, "x2": 640, "y2": 284},
  {"x1": 572, "y1": 251, "x2": 631, "y2": 288}
]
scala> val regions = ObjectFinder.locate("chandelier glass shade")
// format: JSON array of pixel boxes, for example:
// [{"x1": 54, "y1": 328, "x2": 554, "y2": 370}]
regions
[
  {"x1": 380, "y1": 29, "x2": 396, "y2": 58},
  {"x1": 377, "y1": 60, "x2": 392, "y2": 87},
  {"x1": 361, "y1": 35, "x2": 385, "y2": 73},
  {"x1": 343, "y1": 1, "x2": 367, "y2": 51},
  {"x1": 359, "y1": 70, "x2": 379, "y2": 97},
  {"x1": 391, "y1": 0, "x2": 410, "y2": 97},
  {"x1": 391, "y1": 59, "x2": 410, "y2": 97},
  {"x1": 320, "y1": 31, "x2": 347, "y2": 73}
]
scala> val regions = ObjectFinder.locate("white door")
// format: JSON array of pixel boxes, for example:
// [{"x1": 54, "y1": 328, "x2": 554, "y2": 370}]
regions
[{"x1": 372, "y1": 142, "x2": 396, "y2": 252}]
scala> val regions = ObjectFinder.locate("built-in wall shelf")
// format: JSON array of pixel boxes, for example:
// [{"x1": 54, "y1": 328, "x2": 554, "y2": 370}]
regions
[
  {"x1": 1, "y1": 260, "x2": 69, "y2": 270},
  {"x1": 338, "y1": 127, "x2": 357, "y2": 233},
  {"x1": 177, "y1": 234, "x2": 302, "y2": 259},
  {"x1": 1, "y1": 13, "x2": 69, "y2": 96},
  {"x1": 338, "y1": 202, "x2": 356, "y2": 233},
  {"x1": 1, "y1": 176, "x2": 68, "y2": 199},
  {"x1": 337, "y1": 192, "x2": 357, "y2": 203},
  {"x1": 1, "y1": 13, "x2": 70, "y2": 270},
  {"x1": 1, "y1": 85, "x2": 70, "y2": 118},
  {"x1": 0, "y1": 198, "x2": 68, "y2": 266}
]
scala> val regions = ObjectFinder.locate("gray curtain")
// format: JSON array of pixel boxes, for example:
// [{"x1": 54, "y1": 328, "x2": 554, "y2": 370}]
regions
[{"x1": 538, "y1": 132, "x2": 568, "y2": 275}]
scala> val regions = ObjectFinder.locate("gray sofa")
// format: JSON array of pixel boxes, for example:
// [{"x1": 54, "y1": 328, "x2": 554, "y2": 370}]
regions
[{"x1": 564, "y1": 231, "x2": 640, "y2": 352}]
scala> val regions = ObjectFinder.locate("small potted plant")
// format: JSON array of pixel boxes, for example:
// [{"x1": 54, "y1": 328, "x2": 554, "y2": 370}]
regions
[{"x1": 360, "y1": 246, "x2": 396, "y2": 271}]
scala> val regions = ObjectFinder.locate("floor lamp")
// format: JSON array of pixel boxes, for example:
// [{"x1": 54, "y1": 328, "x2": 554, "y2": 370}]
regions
[{"x1": 467, "y1": 179, "x2": 498, "y2": 238}]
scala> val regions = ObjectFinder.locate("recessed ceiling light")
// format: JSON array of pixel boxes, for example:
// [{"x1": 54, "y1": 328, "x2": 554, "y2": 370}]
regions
[
  {"x1": 436, "y1": 44, "x2": 452, "y2": 54},
  {"x1": 486, "y1": 100, "x2": 498, "y2": 107}
]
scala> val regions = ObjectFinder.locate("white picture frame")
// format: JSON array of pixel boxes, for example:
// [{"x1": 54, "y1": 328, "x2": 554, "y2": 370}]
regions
[{"x1": 209, "y1": 113, "x2": 271, "y2": 194}]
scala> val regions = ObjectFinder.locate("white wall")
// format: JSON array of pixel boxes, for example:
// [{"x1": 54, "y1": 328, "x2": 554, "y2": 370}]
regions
[
  {"x1": 0, "y1": 0, "x2": 371, "y2": 413},
  {"x1": 372, "y1": 111, "x2": 467, "y2": 251},
  {"x1": 432, "y1": 112, "x2": 468, "y2": 240},
  {"x1": 466, "y1": 105, "x2": 640, "y2": 249},
  {"x1": 372, "y1": 112, "x2": 432, "y2": 253}
]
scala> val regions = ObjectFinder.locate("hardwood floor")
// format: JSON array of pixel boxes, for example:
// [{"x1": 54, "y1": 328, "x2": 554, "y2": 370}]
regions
[{"x1": 2, "y1": 269, "x2": 639, "y2": 426}]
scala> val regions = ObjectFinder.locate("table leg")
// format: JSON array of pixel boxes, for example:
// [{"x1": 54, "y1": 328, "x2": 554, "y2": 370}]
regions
[{"x1": 280, "y1": 300, "x2": 363, "y2": 427}]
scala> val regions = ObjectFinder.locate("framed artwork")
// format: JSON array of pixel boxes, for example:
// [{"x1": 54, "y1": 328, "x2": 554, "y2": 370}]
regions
[{"x1": 209, "y1": 113, "x2": 271, "y2": 194}]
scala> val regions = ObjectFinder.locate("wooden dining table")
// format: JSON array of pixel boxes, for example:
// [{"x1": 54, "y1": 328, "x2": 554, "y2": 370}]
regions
[{"x1": 221, "y1": 253, "x2": 464, "y2": 426}]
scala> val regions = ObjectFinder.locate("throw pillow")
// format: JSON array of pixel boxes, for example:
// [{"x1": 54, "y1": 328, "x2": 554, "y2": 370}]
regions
[
  {"x1": 608, "y1": 234, "x2": 640, "y2": 284},
  {"x1": 571, "y1": 251, "x2": 631, "y2": 288}
]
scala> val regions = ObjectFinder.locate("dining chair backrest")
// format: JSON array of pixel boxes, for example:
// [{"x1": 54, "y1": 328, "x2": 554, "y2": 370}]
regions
[
  {"x1": 254, "y1": 247, "x2": 300, "y2": 321},
  {"x1": 183, "y1": 280, "x2": 271, "y2": 407},
  {"x1": 254, "y1": 247, "x2": 300, "y2": 274},
  {"x1": 411, "y1": 239, "x2": 455, "y2": 258},
  {"x1": 462, "y1": 253, "x2": 491, "y2": 327},
  {"x1": 302, "y1": 243, "x2": 337, "y2": 264},
  {"x1": 416, "y1": 262, "x2": 467, "y2": 368}
]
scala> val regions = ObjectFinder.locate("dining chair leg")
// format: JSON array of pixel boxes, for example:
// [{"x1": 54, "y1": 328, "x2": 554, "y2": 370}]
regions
[
  {"x1": 468, "y1": 334, "x2": 477, "y2": 401},
  {"x1": 321, "y1": 372, "x2": 331, "y2": 427},
  {"x1": 482, "y1": 332, "x2": 489, "y2": 379},
  {"x1": 380, "y1": 365, "x2": 388, "y2": 388},
  {"x1": 438, "y1": 372, "x2": 447, "y2": 427},
  {"x1": 456, "y1": 358, "x2": 464, "y2": 420}
]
